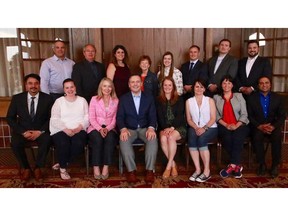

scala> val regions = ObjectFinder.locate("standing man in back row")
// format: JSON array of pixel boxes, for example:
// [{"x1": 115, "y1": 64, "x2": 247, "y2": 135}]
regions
[
  {"x1": 181, "y1": 45, "x2": 208, "y2": 101},
  {"x1": 40, "y1": 40, "x2": 75, "y2": 101},
  {"x1": 236, "y1": 40, "x2": 272, "y2": 99},
  {"x1": 206, "y1": 39, "x2": 238, "y2": 96},
  {"x1": 72, "y1": 44, "x2": 105, "y2": 103}
]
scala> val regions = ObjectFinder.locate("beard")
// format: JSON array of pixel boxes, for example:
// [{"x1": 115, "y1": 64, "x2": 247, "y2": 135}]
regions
[{"x1": 248, "y1": 51, "x2": 258, "y2": 58}]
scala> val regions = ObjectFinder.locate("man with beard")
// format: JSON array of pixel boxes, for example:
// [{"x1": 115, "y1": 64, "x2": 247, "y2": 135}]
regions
[
  {"x1": 236, "y1": 40, "x2": 272, "y2": 98},
  {"x1": 6, "y1": 74, "x2": 53, "y2": 182}
]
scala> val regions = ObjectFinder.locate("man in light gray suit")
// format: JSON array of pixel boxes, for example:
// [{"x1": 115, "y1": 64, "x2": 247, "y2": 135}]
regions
[{"x1": 206, "y1": 39, "x2": 238, "y2": 96}]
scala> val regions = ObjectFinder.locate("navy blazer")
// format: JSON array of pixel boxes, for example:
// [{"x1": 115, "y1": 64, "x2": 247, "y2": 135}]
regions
[
  {"x1": 181, "y1": 60, "x2": 208, "y2": 86},
  {"x1": 6, "y1": 91, "x2": 54, "y2": 135},
  {"x1": 207, "y1": 54, "x2": 238, "y2": 87},
  {"x1": 236, "y1": 56, "x2": 272, "y2": 91},
  {"x1": 116, "y1": 91, "x2": 157, "y2": 130},
  {"x1": 247, "y1": 91, "x2": 286, "y2": 130},
  {"x1": 72, "y1": 60, "x2": 105, "y2": 103}
]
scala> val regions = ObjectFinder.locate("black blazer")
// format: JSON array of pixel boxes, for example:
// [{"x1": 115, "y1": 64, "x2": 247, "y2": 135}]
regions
[
  {"x1": 116, "y1": 92, "x2": 157, "y2": 130},
  {"x1": 72, "y1": 60, "x2": 105, "y2": 103},
  {"x1": 181, "y1": 60, "x2": 208, "y2": 86},
  {"x1": 247, "y1": 91, "x2": 286, "y2": 130},
  {"x1": 236, "y1": 56, "x2": 272, "y2": 91},
  {"x1": 156, "y1": 96, "x2": 186, "y2": 130},
  {"x1": 207, "y1": 54, "x2": 238, "y2": 87},
  {"x1": 6, "y1": 91, "x2": 53, "y2": 135}
]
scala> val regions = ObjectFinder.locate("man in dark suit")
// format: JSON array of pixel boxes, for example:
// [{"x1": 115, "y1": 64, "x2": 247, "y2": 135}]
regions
[
  {"x1": 207, "y1": 39, "x2": 238, "y2": 96},
  {"x1": 117, "y1": 74, "x2": 158, "y2": 184},
  {"x1": 72, "y1": 44, "x2": 105, "y2": 103},
  {"x1": 181, "y1": 45, "x2": 208, "y2": 100},
  {"x1": 236, "y1": 40, "x2": 272, "y2": 98},
  {"x1": 247, "y1": 76, "x2": 286, "y2": 178},
  {"x1": 6, "y1": 73, "x2": 53, "y2": 182}
]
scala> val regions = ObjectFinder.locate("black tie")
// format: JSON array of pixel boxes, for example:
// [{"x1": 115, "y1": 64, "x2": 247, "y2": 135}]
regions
[
  {"x1": 30, "y1": 96, "x2": 35, "y2": 120},
  {"x1": 90, "y1": 62, "x2": 98, "y2": 78},
  {"x1": 189, "y1": 62, "x2": 194, "y2": 71}
]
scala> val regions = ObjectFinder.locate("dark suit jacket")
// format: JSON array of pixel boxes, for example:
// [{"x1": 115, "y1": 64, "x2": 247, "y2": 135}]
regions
[
  {"x1": 116, "y1": 92, "x2": 157, "y2": 130},
  {"x1": 156, "y1": 96, "x2": 186, "y2": 130},
  {"x1": 72, "y1": 60, "x2": 105, "y2": 103},
  {"x1": 207, "y1": 54, "x2": 238, "y2": 87},
  {"x1": 247, "y1": 91, "x2": 286, "y2": 130},
  {"x1": 236, "y1": 56, "x2": 272, "y2": 91},
  {"x1": 6, "y1": 91, "x2": 54, "y2": 135},
  {"x1": 181, "y1": 60, "x2": 208, "y2": 86},
  {"x1": 137, "y1": 70, "x2": 159, "y2": 100}
]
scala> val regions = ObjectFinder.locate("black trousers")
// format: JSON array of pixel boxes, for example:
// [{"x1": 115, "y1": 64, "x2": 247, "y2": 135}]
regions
[
  {"x1": 88, "y1": 129, "x2": 117, "y2": 166},
  {"x1": 252, "y1": 127, "x2": 282, "y2": 167},
  {"x1": 11, "y1": 132, "x2": 51, "y2": 169},
  {"x1": 52, "y1": 130, "x2": 87, "y2": 168}
]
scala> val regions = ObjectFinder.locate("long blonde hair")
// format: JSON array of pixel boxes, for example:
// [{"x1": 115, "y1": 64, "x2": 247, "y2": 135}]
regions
[{"x1": 96, "y1": 77, "x2": 117, "y2": 99}]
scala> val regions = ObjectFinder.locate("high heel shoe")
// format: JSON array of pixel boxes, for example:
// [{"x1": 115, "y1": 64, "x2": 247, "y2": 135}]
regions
[
  {"x1": 171, "y1": 165, "x2": 178, "y2": 177},
  {"x1": 162, "y1": 169, "x2": 171, "y2": 179}
]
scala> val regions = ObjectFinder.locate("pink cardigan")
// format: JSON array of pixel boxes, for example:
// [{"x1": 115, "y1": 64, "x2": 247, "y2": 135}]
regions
[{"x1": 87, "y1": 96, "x2": 119, "y2": 133}]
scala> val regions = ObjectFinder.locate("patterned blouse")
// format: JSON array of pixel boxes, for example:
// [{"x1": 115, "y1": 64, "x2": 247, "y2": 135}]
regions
[{"x1": 158, "y1": 67, "x2": 183, "y2": 96}]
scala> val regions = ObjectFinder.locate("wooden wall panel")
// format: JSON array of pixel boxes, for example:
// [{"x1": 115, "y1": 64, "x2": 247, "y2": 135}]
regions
[
  {"x1": 193, "y1": 28, "x2": 205, "y2": 61},
  {"x1": 70, "y1": 28, "x2": 102, "y2": 63},
  {"x1": 153, "y1": 29, "x2": 166, "y2": 72},
  {"x1": 225, "y1": 28, "x2": 242, "y2": 58},
  {"x1": 102, "y1": 28, "x2": 198, "y2": 73}
]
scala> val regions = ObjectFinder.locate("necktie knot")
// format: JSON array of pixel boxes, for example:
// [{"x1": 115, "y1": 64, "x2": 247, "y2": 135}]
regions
[{"x1": 189, "y1": 62, "x2": 194, "y2": 71}]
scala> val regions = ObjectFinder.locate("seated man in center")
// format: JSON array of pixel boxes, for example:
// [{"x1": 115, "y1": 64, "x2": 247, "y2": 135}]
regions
[{"x1": 117, "y1": 74, "x2": 158, "y2": 184}]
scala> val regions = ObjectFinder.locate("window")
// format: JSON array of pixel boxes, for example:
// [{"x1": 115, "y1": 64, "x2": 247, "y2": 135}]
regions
[
  {"x1": 0, "y1": 28, "x2": 70, "y2": 97},
  {"x1": 243, "y1": 28, "x2": 288, "y2": 92}
]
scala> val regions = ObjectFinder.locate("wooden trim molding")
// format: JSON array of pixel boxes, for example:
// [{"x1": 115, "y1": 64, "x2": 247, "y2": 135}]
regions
[{"x1": 0, "y1": 97, "x2": 11, "y2": 118}]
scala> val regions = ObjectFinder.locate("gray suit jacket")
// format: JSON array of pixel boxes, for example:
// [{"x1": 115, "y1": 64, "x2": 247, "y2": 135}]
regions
[
  {"x1": 213, "y1": 93, "x2": 249, "y2": 125},
  {"x1": 207, "y1": 54, "x2": 238, "y2": 87}
]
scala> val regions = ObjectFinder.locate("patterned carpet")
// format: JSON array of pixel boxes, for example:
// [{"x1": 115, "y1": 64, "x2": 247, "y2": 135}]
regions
[{"x1": 1, "y1": 147, "x2": 288, "y2": 188}]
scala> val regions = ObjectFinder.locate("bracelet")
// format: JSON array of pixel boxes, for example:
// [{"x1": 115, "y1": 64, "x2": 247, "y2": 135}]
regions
[{"x1": 203, "y1": 125, "x2": 209, "y2": 131}]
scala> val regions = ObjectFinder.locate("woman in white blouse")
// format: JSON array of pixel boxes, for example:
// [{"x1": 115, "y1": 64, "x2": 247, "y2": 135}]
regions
[
  {"x1": 186, "y1": 78, "x2": 217, "y2": 183},
  {"x1": 157, "y1": 51, "x2": 183, "y2": 96},
  {"x1": 50, "y1": 78, "x2": 89, "y2": 180}
]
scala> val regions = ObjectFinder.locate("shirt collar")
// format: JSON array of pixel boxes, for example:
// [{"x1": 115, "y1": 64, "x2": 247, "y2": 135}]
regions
[
  {"x1": 260, "y1": 91, "x2": 271, "y2": 98},
  {"x1": 248, "y1": 55, "x2": 259, "y2": 61},
  {"x1": 190, "y1": 59, "x2": 198, "y2": 64},
  {"x1": 53, "y1": 54, "x2": 67, "y2": 61},
  {"x1": 28, "y1": 92, "x2": 39, "y2": 100},
  {"x1": 132, "y1": 91, "x2": 141, "y2": 98}
]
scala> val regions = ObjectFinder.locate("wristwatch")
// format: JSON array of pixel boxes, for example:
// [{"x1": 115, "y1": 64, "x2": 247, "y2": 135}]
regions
[{"x1": 203, "y1": 125, "x2": 209, "y2": 131}]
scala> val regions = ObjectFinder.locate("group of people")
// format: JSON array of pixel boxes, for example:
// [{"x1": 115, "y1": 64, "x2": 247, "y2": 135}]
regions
[{"x1": 6, "y1": 38, "x2": 286, "y2": 185}]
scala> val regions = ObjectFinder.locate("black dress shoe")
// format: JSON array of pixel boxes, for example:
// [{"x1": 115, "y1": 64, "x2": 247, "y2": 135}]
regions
[
  {"x1": 257, "y1": 164, "x2": 266, "y2": 176},
  {"x1": 270, "y1": 166, "x2": 279, "y2": 178}
]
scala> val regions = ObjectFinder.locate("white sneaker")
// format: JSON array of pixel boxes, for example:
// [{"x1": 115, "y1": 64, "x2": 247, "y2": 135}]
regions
[
  {"x1": 52, "y1": 163, "x2": 60, "y2": 170},
  {"x1": 60, "y1": 168, "x2": 71, "y2": 180}
]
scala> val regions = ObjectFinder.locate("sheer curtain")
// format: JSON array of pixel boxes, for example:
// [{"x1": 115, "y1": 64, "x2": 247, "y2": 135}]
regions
[{"x1": 0, "y1": 29, "x2": 22, "y2": 97}]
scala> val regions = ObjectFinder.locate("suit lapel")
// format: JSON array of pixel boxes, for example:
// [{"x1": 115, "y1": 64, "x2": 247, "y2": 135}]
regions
[
  {"x1": 128, "y1": 93, "x2": 138, "y2": 116},
  {"x1": 23, "y1": 92, "x2": 30, "y2": 116}
]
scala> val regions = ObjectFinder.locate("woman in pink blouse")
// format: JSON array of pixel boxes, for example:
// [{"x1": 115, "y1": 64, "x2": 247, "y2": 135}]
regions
[{"x1": 87, "y1": 78, "x2": 119, "y2": 180}]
